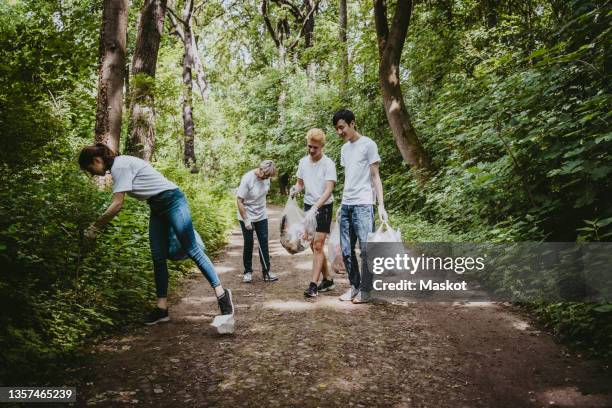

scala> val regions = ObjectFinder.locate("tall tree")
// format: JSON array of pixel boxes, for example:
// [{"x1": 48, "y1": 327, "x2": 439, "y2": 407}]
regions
[
  {"x1": 190, "y1": 33, "x2": 209, "y2": 100},
  {"x1": 338, "y1": 0, "x2": 348, "y2": 90},
  {"x1": 169, "y1": 2, "x2": 209, "y2": 100},
  {"x1": 260, "y1": 0, "x2": 319, "y2": 114},
  {"x1": 374, "y1": 0, "x2": 431, "y2": 175},
  {"x1": 125, "y1": 0, "x2": 168, "y2": 161},
  {"x1": 168, "y1": 0, "x2": 205, "y2": 171},
  {"x1": 303, "y1": 0, "x2": 317, "y2": 86},
  {"x1": 259, "y1": 0, "x2": 292, "y2": 172},
  {"x1": 261, "y1": 0, "x2": 290, "y2": 115},
  {"x1": 94, "y1": 0, "x2": 129, "y2": 152},
  {"x1": 261, "y1": 0, "x2": 317, "y2": 66}
]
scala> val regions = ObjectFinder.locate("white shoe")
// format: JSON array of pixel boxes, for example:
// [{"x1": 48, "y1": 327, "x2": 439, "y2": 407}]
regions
[
  {"x1": 352, "y1": 290, "x2": 370, "y2": 304},
  {"x1": 263, "y1": 272, "x2": 279, "y2": 282},
  {"x1": 339, "y1": 287, "x2": 358, "y2": 301},
  {"x1": 242, "y1": 272, "x2": 252, "y2": 283}
]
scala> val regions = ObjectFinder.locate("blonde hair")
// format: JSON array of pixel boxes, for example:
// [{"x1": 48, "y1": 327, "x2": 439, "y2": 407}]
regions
[
  {"x1": 259, "y1": 160, "x2": 276, "y2": 177},
  {"x1": 306, "y1": 128, "x2": 326, "y2": 146}
]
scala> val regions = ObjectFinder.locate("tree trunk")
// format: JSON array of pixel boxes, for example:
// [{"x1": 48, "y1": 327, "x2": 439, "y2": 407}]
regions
[
  {"x1": 181, "y1": 0, "x2": 197, "y2": 171},
  {"x1": 261, "y1": 0, "x2": 313, "y2": 121},
  {"x1": 278, "y1": 41, "x2": 286, "y2": 75},
  {"x1": 124, "y1": 61, "x2": 130, "y2": 110},
  {"x1": 339, "y1": 0, "x2": 348, "y2": 90},
  {"x1": 94, "y1": 0, "x2": 128, "y2": 153},
  {"x1": 124, "y1": 28, "x2": 130, "y2": 111},
  {"x1": 126, "y1": 0, "x2": 167, "y2": 161},
  {"x1": 278, "y1": 43, "x2": 287, "y2": 122},
  {"x1": 182, "y1": 51, "x2": 197, "y2": 171},
  {"x1": 485, "y1": 0, "x2": 499, "y2": 28},
  {"x1": 303, "y1": 0, "x2": 316, "y2": 87},
  {"x1": 374, "y1": 0, "x2": 431, "y2": 176},
  {"x1": 190, "y1": 34, "x2": 209, "y2": 100},
  {"x1": 168, "y1": 1, "x2": 202, "y2": 172}
]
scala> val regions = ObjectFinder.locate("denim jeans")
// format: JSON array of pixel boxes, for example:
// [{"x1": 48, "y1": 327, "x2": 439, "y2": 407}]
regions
[
  {"x1": 239, "y1": 219, "x2": 271, "y2": 277},
  {"x1": 339, "y1": 204, "x2": 375, "y2": 291},
  {"x1": 148, "y1": 188, "x2": 221, "y2": 298}
]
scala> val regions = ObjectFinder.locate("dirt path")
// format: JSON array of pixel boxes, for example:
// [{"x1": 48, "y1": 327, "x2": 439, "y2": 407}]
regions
[{"x1": 76, "y1": 206, "x2": 612, "y2": 407}]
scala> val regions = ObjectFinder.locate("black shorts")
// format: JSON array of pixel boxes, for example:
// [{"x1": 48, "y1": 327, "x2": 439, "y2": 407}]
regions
[{"x1": 304, "y1": 203, "x2": 333, "y2": 234}]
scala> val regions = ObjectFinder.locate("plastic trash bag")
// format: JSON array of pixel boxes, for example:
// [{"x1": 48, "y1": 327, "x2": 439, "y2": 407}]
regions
[
  {"x1": 367, "y1": 221, "x2": 402, "y2": 242},
  {"x1": 168, "y1": 229, "x2": 205, "y2": 261},
  {"x1": 280, "y1": 196, "x2": 316, "y2": 254},
  {"x1": 327, "y1": 221, "x2": 346, "y2": 273}
]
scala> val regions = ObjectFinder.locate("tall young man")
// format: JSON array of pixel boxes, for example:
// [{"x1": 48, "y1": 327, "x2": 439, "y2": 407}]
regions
[
  {"x1": 291, "y1": 128, "x2": 337, "y2": 297},
  {"x1": 333, "y1": 109, "x2": 387, "y2": 304}
]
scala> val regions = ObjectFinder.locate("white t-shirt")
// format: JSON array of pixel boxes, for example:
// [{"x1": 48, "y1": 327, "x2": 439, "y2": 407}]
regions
[
  {"x1": 340, "y1": 135, "x2": 381, "y2": 205},
  {"x1": 296, "y1": 154, "x2": 337, "y2": 206},
  {"x1": 110, "y1": 155, "x2": 178, "y2": 200},
  {"x1": 236, "y1": 170, "x2": 270, "y2": 222}
]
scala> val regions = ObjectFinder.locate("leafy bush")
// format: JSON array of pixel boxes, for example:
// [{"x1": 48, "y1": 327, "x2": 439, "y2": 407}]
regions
[
  {"x1": 527, "y1": 302, "x2": 612, "y2": 360},
  {"x1": 0, "y1": 158, "x2": 234, "y2": 385}
]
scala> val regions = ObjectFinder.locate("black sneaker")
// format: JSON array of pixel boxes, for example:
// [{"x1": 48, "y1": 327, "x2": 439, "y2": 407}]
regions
[
  {"x1": 317, "y1": 279, "x2": 335, "y2": 292},
  {"x1": 217, "y1": 288, "x2": 234, "y2": 315},
  {"x1": 304, "y1": 282, "x2": 318, "y2": 298},
  {"x1": 144, "y1": 307, "x2": 170, "y2": 325}
]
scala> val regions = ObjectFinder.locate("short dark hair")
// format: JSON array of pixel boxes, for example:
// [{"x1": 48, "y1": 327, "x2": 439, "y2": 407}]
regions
[
  {"x1": 78, "y1": 142, "x2": 117, "y2": 170},
  {"x1": 332, "y1": 109, "x2": 355, "y2": 126}
]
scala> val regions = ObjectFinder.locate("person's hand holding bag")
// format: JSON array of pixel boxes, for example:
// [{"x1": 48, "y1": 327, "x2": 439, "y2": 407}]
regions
[
  {"x1": 378, "y1": 206, "x2": 388, "y2": 223},
  {"x1": 305, "y1": 206, "x2": 318, "y2": 224},
  {"x1": 302, "y1": 206, "x2": 318, "y2": 240},
  {"x1": 289, "y1": 185, "x2": 301, "y2": 198}
]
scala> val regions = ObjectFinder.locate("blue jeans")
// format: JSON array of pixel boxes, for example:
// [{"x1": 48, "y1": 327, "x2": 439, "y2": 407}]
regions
[
  {"x1": 148, "y1": 188, "x2": 221, "y2": 298},
  {"x1": 239, "y1": 219, "x2": 271, "y2": 277},
  {"x1": 339, "y1": 204, "x2": 375, "y2": 291}
]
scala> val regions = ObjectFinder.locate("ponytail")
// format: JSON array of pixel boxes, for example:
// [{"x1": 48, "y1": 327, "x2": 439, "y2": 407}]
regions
[{"x1": 78, "y1": 143, "x2": 118, "y2": 170}]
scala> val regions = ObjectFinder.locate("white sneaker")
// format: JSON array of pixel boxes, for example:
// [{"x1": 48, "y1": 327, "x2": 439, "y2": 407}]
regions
[
  {"x1": 352, "y1": 290, "x2": 370, "y2": 304},
  {"x1": 339, "y1": 287, "x2": 358, "y2": 301},
  {"x1": 263, "y1": 272, "x2": 279, "y2": 282},
  {"x1": 242, "y1": 272, "x2": 253, "y2": 283}
]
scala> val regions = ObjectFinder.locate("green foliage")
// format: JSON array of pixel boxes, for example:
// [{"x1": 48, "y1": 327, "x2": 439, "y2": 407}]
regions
[
  {"x1": 394, "y1": 0, "x2": 612, "y2": 242},
  {"x1": 527, "y1": 302, "x2": 612, "y2": 360},
  {"x1": 0, "y1": 0, "x2": 235, "y2": 383},
  {"x1": 0, "y1": 157, "x2": 233, "y2": 384},
  {"x1": 214, "y1": 0, "x2": 611, "y2": 355},
  {"x1": 130, "y1": 73, "x2": 158, "y2": 100},
  {"x1": 1, "y1": 0, "x2": 610, "y2": 381},
  {"x1": 0, "y1": 0, "x2": 98, "y2": 168},
  {"x1": 577, "y1": 217, "x2": 612, "y2": 242},
  {"x1": 391, "y1": 0, "x2": 611, "y2": 356}
]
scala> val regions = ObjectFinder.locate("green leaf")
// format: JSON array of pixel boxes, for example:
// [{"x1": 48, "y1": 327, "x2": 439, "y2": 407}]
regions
[
  {"x1": 593, "y1": 305, "x2": 612, "y2": 313},
  {"x1": 597, "y1": 217, "x2": 612, "y2": 228},
  {"x1": 594, "y1": 133, "x2": 612, "y2": 144}
]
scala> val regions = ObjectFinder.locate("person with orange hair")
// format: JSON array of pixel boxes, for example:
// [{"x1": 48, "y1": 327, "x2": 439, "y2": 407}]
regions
[{"x1": 290, "y1": 128, "x2": 337, "y2": 297}]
